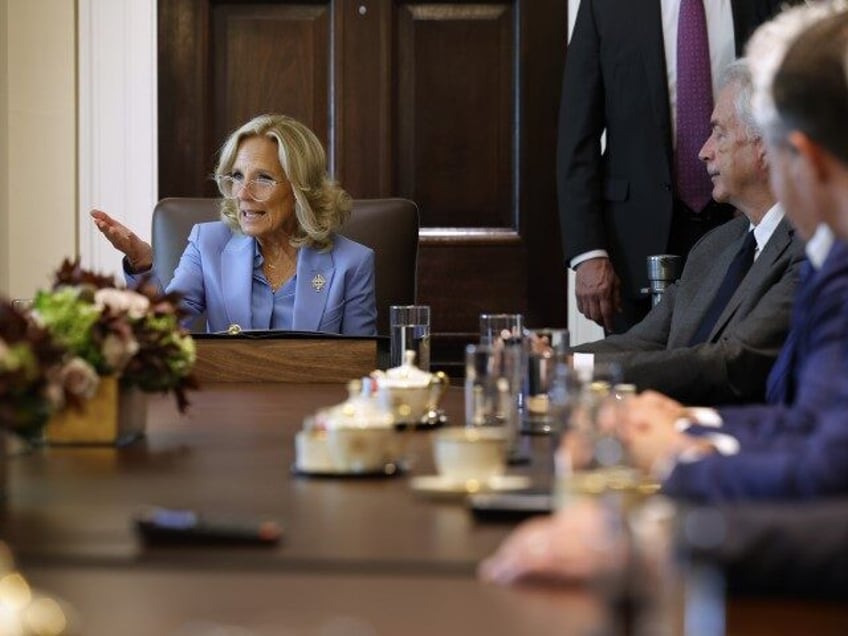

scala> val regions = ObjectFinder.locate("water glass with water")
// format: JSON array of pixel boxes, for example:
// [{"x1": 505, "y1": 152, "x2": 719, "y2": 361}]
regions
[
  {"x1": 390, "y1": 305, "x2": 431, "y2": 371},
  {"x1": 479, "y1": 313, "x2": 524, "y2": 345},
  {"x1": 464, "y1": 342, "x2": 523, "y2": 453},
  {"x1": 526, "y1": 328, "x2": 570, "y2": 414}
]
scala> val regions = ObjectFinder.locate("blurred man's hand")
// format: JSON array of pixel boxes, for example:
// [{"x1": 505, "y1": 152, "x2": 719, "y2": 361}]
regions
[
  {"x1": 478, "y1": 499, "x2": 624, "y2": 585},
  {"x1": 619, "y1": 391, "x2": 699, "y2": 474}
]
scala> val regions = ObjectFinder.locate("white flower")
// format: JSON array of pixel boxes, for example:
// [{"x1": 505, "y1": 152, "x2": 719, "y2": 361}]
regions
[
  {"x1": 44, "y1": 379, "x2": 66, "y2": 410},
  {"x1": 44, "y1": 364, "x2": 67, "y2": 410},
  {"x1": 60, "y1": 357, "x2": 100, "y2": 400},
  {"x1": 101, "y1": 333, "x2": 139, "y2": 372},
  {"x1": 94, "y1": 288, "x2": 150, "y2": 319}
]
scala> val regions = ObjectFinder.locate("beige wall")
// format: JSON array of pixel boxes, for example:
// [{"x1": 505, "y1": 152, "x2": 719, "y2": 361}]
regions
[
  {"x1": 1, "y1": 0, "x2": 76, "y2": 299},
  {"x1": 0, "y1": 0, "x2": 8, "y2": 293}
]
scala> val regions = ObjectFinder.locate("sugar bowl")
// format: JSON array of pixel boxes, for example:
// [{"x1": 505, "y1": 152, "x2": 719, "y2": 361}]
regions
[{"x1": 370, "y1": 351, "x2": 449, "y2": 425}]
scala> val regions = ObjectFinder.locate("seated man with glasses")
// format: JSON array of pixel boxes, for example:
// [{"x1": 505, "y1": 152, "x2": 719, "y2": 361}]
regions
[{"x1": 91, "y1": 113, "x2": 377, "y2": 336}]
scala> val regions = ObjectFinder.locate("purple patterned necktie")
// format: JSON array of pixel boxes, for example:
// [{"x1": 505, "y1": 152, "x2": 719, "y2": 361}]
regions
[{"x1": 676, "y1": 0, "x2": 714, "y2": 213}]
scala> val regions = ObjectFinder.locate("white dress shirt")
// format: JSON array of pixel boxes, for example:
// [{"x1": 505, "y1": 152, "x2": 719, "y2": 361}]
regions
[{"x1": 750, "y1": 203, "x2": 784, "y2": 260}]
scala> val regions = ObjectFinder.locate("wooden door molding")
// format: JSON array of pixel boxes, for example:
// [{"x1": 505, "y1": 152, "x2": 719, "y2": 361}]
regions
[{"x1": 396, "y1": 2, "x2": 513, "y2": 231}]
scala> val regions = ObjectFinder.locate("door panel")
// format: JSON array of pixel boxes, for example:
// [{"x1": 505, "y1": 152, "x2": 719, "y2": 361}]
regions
[
  {"x1": 397, "y1": 3, "x2": 512, "y2": 228},
  {"x1": 211, "y1": 4, "x2": 330, "y2": 146},
  {"x1": 333, "y1": 1, "x2": 393, "y2": 194},
  {"x1": 159, "y1": 0, "x2": 568, "y2": 375}
]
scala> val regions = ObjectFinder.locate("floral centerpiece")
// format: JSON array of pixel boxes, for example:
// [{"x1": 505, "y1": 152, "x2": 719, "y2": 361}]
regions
[
  {"x1": 0, "y1": 299, "x2": 88, "y2": 438},
  {"x1": 32, "y1": 259, "x2": 198, "y2": 414}
]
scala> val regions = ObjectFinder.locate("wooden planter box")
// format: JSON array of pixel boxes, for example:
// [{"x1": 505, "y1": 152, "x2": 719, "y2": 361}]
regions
[{"x1": 46, "y1": 376, "x2": 146, "y2": 446}]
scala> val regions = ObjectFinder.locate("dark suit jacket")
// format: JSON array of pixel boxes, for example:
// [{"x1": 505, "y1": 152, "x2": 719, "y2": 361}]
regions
[
  {"x1": 664, "y1": 241, "x2": 848, "y2": 500},
  {"x1": 572, "y1": 215, "x2": 803, "y2": 405},
  {"x1": 685, "y1": 500, "x2": 848, "y2": 598},
  {"x1": 558, "y1": 0, "x2": 788, "y2": 299}
]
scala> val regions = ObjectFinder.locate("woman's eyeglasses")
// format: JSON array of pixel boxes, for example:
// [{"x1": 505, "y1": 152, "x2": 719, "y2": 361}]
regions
[{"x1": 216, "y1": 175, "x2": 280, "y2": 202}]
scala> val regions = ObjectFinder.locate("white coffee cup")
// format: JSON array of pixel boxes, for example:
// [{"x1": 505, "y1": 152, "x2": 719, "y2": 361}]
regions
[{"x1": 432, "y1": 427, "x2": 508, "y2": 482}]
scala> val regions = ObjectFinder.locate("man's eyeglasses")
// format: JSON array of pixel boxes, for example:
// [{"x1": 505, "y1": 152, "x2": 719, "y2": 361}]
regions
[{"x1": 216, "y1": 174, "x2": 280, "y2": 202}]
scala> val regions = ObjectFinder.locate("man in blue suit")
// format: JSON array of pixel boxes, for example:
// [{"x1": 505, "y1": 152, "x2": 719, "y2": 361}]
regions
[{"x1": 621, "y1": 2, "x2": 848, "y2": 501}]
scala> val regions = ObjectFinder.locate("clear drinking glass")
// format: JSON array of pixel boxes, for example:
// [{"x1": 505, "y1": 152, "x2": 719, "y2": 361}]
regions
[
  {"x1": 480, "y1": 313, "x2": 528, "y2": 412},
  {"x1": 525, "y1": 328, "x2": 571, "y2": 429},
  {"x1": 464, "y1": 343, "x2": 523, "y2": 427},
  {"x1": 389, "y1": 305, "x2": 431, "y2": 371},
  {"x1": 590, "y1": 361, "x2": 624, "y2": 390},
  {"x1": 529, "y1": 327, "x2": 570, "y2": 353},
  {"x1": 479, "y1": 313, "x2": 524, "y2": 345},
  {"x1": 464, "y1": 342, "x2": 524, "y2": 460}
]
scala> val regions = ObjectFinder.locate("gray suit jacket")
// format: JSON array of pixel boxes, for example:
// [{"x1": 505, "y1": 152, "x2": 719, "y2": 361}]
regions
[{"x1": 573, "y1": 215, "x2": 804, "y2": 405}]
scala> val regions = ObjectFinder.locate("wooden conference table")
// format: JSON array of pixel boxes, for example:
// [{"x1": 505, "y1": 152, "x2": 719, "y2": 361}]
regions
[{"x1": 3, "y1": 384, "x2": 847, "y2": 635}]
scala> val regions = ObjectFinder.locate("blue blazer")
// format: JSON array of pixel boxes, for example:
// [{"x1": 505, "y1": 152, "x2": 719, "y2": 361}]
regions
[
  {"x1": 664, "y1": 240, "x2": 848, "y2": 501},
  {"x1": 128, "y1": 222, "x2": 377, "y2": 336}
]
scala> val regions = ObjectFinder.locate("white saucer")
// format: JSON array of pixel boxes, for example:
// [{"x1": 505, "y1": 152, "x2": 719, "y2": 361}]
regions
[
  {"x1": 409, "y1": 474, "x2": 532, "y2": 498},
  {"x1": 292, "y1": 462, "x2": 405, "y2": 479}
]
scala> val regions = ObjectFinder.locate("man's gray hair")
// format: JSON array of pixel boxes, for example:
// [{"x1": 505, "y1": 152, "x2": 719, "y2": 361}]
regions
[
  {"x1": 747, "y1": 0, "x2": 848, "y2": 142},
  {"x1": 719, "y1": 59, "x2": 759, "y2": 140}
]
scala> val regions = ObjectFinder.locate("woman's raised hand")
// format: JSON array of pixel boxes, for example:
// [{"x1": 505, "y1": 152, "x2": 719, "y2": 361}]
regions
[{"x1": 90, "y1": 209, "x2": 153, "y2": 272}]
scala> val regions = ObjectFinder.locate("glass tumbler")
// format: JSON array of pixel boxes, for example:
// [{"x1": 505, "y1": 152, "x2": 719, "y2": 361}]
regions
[{"x1": 389, "y1": 305, "x2": 431, "y2": 371}]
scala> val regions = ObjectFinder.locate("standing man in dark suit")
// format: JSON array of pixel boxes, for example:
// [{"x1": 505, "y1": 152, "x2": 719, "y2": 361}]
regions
[{"x1": 560, "y1": 0, "x2": 789, "y2": 333}]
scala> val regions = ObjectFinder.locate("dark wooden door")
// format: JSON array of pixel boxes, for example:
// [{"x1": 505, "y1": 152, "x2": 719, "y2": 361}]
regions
[{"x1": 159, "y1": 0, "x2": 568, "y2": 375}]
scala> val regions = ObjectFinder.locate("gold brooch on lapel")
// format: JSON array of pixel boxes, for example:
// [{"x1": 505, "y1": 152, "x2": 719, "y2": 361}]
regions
[{"x1": 311, "y1": 274, "x2": 326, "y2": 292}]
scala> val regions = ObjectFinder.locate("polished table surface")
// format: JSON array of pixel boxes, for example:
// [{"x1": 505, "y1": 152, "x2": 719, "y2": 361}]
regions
[
  {"x1": 24, "y1": 567, "x2": 609, "y2": 636},
  {"x1": 4, "y1": 383, "x2": 848, "y2": 635},
  {"x1": 3, "y1": 384, "x2": 546, "y2": 571}
]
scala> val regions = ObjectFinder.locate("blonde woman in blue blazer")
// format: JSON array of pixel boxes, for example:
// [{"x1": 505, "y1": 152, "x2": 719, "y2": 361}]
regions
[{"x1": 91, "y1": 114, "x2": 377, "y2": 336}]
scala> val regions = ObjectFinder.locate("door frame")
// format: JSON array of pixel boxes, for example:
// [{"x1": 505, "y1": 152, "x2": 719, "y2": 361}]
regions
[{"x1": 77, "y1": 0, "x2": 158, "y2": 278}]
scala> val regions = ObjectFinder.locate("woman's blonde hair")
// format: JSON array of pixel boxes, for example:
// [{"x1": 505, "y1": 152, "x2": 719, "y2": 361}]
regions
[{"x1": 215, "y1": 114, "x2": 351, "y2": 250}]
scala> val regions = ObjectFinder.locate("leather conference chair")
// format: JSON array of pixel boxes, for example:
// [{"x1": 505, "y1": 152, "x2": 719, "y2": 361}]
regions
[{"x1": 151, "y1": 197, "x2": 419, "y2": 335}]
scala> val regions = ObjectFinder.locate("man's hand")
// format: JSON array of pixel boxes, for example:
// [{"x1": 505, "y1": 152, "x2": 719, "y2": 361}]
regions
[
  {"x1": 618, "y1": 391, "x2": 695, "y2": 475},
  {"x1": 574, "y1": 257, "x2": 622, "y2": 331},
  {"x1": 625, "y1": 391, "x2": 688, "y2": 428},
  {"x1": 478, "y1": 499, "x2": 625, "y2": 585}
]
